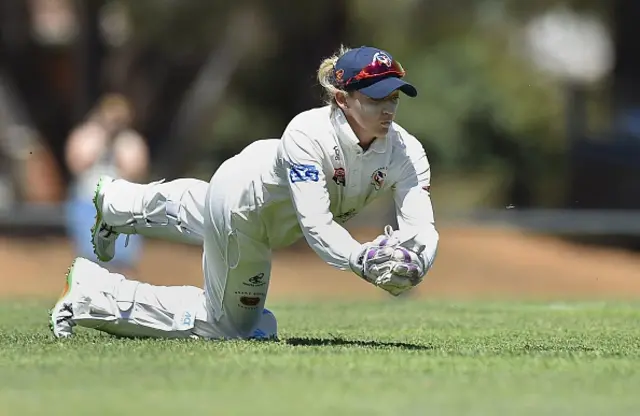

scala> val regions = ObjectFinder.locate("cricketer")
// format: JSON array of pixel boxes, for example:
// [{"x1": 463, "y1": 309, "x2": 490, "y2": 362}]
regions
[{"x1": 49, "y1": 45, "x2": 440, "y2": 341}]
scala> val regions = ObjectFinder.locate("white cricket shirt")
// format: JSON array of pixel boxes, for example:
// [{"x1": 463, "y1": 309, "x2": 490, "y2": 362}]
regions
[{"x1": 232, "y1": 105, "x2": 439, "y2": 273}]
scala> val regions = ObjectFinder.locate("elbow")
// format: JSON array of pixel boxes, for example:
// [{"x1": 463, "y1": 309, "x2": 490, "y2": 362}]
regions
[
  {"x1": 413, "y1": 224, "x2": 439, "y2": 268},
  {"x1": 431, "y1": 226, "x2": 440, "y2": 247},
  {"x1": 298, "y1": 212, "x2": 334, "y2": 232},
  {"x1": 416, "y1": 223, "x2": 439, "y2": 247}
]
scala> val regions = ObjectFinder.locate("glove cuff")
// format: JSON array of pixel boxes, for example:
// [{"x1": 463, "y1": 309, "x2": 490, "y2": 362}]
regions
[{"x1": 348, "y1": 246, "x2": 365, "y2": 278}]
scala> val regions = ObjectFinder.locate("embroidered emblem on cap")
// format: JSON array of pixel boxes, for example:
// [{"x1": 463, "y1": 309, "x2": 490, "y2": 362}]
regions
[{"x1": 373, "y1": 52, "x2": 392, "y2": 67}]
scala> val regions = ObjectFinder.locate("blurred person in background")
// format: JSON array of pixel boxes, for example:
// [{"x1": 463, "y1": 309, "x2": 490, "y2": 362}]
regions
[{"x1": 64, "y1": 93, "x2": 149, "y2": 275}]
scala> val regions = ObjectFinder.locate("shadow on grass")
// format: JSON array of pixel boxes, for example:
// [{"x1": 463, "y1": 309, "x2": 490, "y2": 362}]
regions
[{"x1": 285, "y1": 337, "x2": 432, "y2": 351}]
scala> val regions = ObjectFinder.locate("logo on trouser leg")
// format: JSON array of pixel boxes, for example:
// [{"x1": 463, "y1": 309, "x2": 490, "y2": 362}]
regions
[
  {"x1": 235, "y1": 290, "x2": 264, "y2": 310},
  {"x1": 182, "y1": 311, "x2": 192, "y2": 327},
  {"x1": 172, "y1": 308, "x2": 197, "y2": 331},
  {"x1": 240, "y1": 296, "x2": 261, "y2": 307},
  {"x1": 243, "y1": 272, "x2": 266, "y2": 287}
]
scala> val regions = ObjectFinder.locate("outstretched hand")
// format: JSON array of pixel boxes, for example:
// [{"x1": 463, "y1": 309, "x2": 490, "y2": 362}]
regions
[{"x1": 349, "y1": 226, "x2": 427, "y2": 296}]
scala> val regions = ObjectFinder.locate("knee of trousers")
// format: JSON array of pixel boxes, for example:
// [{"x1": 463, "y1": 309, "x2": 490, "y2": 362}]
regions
[
  {"x1": 104, "y1": 180, "x2": 182, "y2": 229},
  {"x1": 134, "y1": 183, "x2": 181, "y2": 227},
  {"x1": 129, "y1": 183, "x2": 203, "y2": 244}
]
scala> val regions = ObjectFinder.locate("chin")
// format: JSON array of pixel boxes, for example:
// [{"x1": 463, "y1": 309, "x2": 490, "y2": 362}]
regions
[{"x1": 375, "y1": 125, "x2": 391, "y2": 136}]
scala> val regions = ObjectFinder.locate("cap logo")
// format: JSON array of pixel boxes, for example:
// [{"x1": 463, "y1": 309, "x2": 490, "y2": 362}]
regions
[{"x1": 373, "y1": 52, "x2": 392, "y2": 67}]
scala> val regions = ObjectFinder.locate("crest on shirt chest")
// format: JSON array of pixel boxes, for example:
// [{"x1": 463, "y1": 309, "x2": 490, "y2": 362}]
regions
[{"x1": 371, "y1": 167, "x2": 388, "y2": 191}]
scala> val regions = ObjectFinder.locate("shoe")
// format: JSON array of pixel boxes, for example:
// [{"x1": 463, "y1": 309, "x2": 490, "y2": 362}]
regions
[
  {"x1": 49, "y1": 258, "x2": 80, "y2": 338},
  {"x1": 249, "y1": 308, "x2": 278, "y2": 341},
  {"x1": 91, "y1": 175, "x2": 118, "y2": 262}
]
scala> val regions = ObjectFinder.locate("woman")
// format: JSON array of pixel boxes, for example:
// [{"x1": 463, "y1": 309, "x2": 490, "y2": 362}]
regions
[
  {"x1": 64, "y1": 94, "x2": 148, "y2": 275},
  {"x1": 50, "y1": 45, "x2": 440, "y2": 341}
]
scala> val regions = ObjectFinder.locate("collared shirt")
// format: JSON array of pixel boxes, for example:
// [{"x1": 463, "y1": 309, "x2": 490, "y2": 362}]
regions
[{"x1": 234, "y1": 105, "x2": 439, "y2": 273}]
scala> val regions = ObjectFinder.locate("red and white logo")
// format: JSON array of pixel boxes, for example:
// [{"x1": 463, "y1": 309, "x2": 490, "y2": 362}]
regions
[
  {"x1": 371, "y1": 168, "x2": 387, "y2": 190},
  {"x1": 373, "y1": 52, "x2": 392, "y2": 67},
  {"x1": 333, "y1": 168, "x2": 346, "y2": 186}
]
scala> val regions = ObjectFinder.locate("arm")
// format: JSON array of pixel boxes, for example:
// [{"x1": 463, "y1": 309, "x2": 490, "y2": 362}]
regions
[
  {"x1": 281, "y1": 128, "x2": 361, "y2": 270},
  {"x1": 64, "y1": 124, "x2": 107, "y2": 175},
  {"x1": 113, "y1": 130, "x2": 149, "y2": 181},
  {"x1": 392, "y1": 139, "x2": 439, "y2": 272}
]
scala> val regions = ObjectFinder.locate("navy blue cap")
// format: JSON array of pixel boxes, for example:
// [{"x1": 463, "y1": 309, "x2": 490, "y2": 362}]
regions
[{"x1": 333, "y1": 46, "x2": 418, "y2": 99}]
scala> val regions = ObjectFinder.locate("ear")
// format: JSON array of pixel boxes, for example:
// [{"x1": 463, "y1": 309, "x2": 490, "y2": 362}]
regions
[{"x1": 335, "y1": 90, "x2": 349, "y2": 110}]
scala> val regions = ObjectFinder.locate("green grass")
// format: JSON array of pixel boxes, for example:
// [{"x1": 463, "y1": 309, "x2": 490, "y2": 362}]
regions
[{"x1": 1, "y1": 299, "x2": 640, "y2": 415}]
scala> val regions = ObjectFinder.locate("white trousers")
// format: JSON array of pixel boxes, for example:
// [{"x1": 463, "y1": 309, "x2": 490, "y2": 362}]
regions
[
  {"x1": 68, "y1": 257, "x2": 277, "y2": 340},
  {"x1": 77, "y1": 158, "x2": 275, "y2": 339}
]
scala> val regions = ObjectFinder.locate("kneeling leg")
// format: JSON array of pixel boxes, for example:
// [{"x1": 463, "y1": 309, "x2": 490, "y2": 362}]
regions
[{"x1": 50, "y1": 257, "x2": 277, "y2": 340}]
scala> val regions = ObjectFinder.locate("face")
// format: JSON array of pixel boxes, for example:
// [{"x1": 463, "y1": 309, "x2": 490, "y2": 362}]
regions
[
  {"x1": 336, "y1": 90, "x2": 400, "y2": 144},
  {"x1": 102, "y1": 106, "x2": 131, "y2": 130}
]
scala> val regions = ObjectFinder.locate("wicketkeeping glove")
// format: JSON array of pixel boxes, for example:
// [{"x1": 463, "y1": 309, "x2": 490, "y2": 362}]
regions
[{"x1": 349, "y1": 225, "x2": 428, "y2": 296}]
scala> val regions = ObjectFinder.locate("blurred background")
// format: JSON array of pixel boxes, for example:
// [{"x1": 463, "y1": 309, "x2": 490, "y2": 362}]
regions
[{"x1": 1, "y1": 0, "x2": 639, "y2": 301}]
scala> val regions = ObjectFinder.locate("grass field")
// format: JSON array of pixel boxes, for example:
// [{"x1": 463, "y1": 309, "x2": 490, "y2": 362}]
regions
[{"x1": 1, "y1": 299, "x2": 639, "y2": 415}]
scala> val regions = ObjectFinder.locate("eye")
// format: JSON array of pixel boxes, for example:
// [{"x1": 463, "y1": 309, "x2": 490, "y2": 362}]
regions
[
  {"x1": 381, "y1": 94, "x2": 400, "y2": 104},
  {"x1": 371, "y1": 95, "x2": 399, "y2": 104}
]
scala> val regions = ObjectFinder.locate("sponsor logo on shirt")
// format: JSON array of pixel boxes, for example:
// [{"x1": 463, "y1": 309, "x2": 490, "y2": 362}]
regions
[
  {"x1": 333, "y1": 145, "x2": 341, "y2": 161},
  {"x1": 289, "y1": 163, "x2": 319, "y2": 183},
  {"x1": 332, "y1": 167, "x2": 346, "y2": 186}
]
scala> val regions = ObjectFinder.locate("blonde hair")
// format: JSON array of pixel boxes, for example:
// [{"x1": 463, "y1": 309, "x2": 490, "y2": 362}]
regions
[
  {"x1": 317, "y1": 44, "x2": 352, "y2": 107},
  {"x1": 89, "y1": 93, "x2": 134, "y2": 126}
]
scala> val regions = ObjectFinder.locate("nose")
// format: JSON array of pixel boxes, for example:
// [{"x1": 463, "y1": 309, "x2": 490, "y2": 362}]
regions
[{"x1": 382, "y1": 101, "x2": 398, "y2": 116}]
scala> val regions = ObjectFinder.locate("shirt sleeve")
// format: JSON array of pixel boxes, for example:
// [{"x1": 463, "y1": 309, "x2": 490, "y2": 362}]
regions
[
  {"x1": 392, "y1": 137, "x2": 440, "y2": 271},
  {"x1": 281, "y1": 128, "x2": 362, "y2": 270}
]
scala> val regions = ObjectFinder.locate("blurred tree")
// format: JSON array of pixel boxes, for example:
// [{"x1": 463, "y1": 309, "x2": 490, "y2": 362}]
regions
[
  {"x1": 349, "y1": 0, "x2": 609, "y2": 208},
  {"x1": 0, "y1": 0, "x2": 613, "y2": 211},
  {"x1": 111, "y1": 0, "x2": 347, "y2": 177}
]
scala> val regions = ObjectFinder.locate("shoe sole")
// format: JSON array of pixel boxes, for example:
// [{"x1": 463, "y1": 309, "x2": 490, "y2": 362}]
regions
[
  {"x1": 48, "y1": 259, "x2": 77, "y2": 338},
  {"x1": 90, "y1": 177, "x2": 111, "y2": 262}
]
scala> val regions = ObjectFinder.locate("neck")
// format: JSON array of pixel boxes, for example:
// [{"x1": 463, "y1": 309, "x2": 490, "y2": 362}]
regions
[{"x1": 343, "y1": 111, "x2": 375, "y2": 150}]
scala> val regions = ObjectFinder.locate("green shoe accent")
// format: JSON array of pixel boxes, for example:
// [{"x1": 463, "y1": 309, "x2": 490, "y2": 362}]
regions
[
  {"x1": 90, "y1": 177, "x2": 110, "y2": 262},
  {"x1": 49, "y1": 259, "x2": 77, "y2": 335}
]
